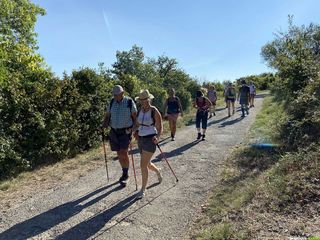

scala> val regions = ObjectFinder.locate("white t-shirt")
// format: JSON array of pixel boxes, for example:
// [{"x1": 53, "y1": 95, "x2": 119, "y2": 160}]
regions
[
  {"x1": 137, "y1": 108, "x2": 158, "y2": 136},
  {"x1": 249, "y1": 85, "x2": 256, "y2": 94}
]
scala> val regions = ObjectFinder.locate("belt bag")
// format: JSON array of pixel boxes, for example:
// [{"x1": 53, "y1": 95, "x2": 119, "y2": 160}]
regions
[{"x1": 112, "y1": 127, "x2": 132, "y2": 135}]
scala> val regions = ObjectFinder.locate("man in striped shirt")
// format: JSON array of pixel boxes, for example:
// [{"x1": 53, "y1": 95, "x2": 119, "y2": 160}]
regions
[{"x1": 102, "y1": 85, "x2": 137, "y2": 186}]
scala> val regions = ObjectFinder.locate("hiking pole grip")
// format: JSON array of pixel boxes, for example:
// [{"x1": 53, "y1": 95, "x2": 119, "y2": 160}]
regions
[
  {"x1": 130, "y1": 143, "x2": 138, "y2": 191},
  {"x1": 156, "y1": 144, "x2": 179, "y2": 182},
  {"x1": 101, "y1": 132, "x2": 110, "y2": 181}
]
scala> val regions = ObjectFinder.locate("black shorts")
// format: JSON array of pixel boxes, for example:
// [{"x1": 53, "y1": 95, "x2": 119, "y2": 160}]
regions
[
  {"x1": 227, "y1": 98, "x2": 235, "y2": 103},
  {"x1": 109, "y1": 129, "x2": 131, "y2": 151}
]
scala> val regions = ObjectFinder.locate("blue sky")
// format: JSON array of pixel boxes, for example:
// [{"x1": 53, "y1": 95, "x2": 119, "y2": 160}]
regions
[{"x1": 32, "y1": 0, "x2": 320, "y2": 82}]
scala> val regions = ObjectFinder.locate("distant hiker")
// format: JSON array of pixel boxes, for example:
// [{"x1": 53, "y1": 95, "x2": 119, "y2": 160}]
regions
[
  {"x1": 194, "y1": 90, "x2": 212, "y2": 140},
  {"x1": 101, "y1": 85, "x2": 137, "y2": 187},
  {"x1": 207, "y1": 85, "x2": 217, "y2": 118},
  {"x1": 226, "y1": 83, "x2": 236, "y2": 117},
  {"x1": 164, "y1": 88, "x2": 183, "y2": 141},
  {"x1": 249, "y1": 81, "x2": 256, "y2": 107},
  {"x1": 238, "y1": 80, "x2": 250, "y2": 117},
  {"x1": 223, "y1": 84, "x2": 229, "y2": 108},
  {"x1": 133, "y1": 89, "x2": 163, "y2": 199}
]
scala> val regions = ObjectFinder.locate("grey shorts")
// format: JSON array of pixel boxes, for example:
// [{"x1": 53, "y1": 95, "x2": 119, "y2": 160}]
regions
[{"x1": 138, "y1": 134, "x2": 157, "y2": 153}]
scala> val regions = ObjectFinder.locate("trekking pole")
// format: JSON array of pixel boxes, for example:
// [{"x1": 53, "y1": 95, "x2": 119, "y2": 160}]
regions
[
  {"x1": 129, "y1": 143, "x2": 138, "y2": 191},
  {"x1": 156, "y1": 144, "x2": 179, "y2": 182},
  {"x1": 101, "y1": 132, "x2": 110, "y2": 181}
]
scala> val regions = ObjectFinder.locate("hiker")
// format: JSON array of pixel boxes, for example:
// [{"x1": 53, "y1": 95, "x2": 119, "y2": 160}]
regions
[
  {"x1": 223, "y1": 83, "x2": 229, "y2": 108},
  {"x1": 194, "y1": 90, "x2": 212, "y2": 140},
  {"x1": 238, "y1": 80, "x2": 250, "y2": 117},
  {"x1": 249, "y1": 81, "x2": 256, "y2": 107},
  {"x1": 207, "y1": 85, "x2": 217, "y2": 118},
  {"x1": 133, "y1": 89, "x2": 163, "y2": 199},
  {"x1": 226, "y1": 83, "x2": 236, "y2": 117},
  {"x1": 164, "y1": 88, "x2": 183, "y2": 141},
  {"x1": 101, "y1": 85, "x2": 137, "y2": 187}
]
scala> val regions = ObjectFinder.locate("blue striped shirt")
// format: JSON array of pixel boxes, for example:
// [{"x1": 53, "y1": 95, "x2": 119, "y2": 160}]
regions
[{"x1": 106, "y1": 96, "x2": 137, "y2": 129}]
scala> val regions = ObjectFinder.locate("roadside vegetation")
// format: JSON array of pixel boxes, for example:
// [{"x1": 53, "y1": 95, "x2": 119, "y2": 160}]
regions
[
  {"x1": 0, "y1": 0, "x2": 274, "y2": 181},
  {"x1": 194, "y1": 17, "x2": 320, "y2": 239}
]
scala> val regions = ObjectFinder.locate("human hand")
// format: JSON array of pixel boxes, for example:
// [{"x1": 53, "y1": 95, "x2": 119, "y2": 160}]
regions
[{"x1": 152, "y1": 136, "x2": 159, "y2": 144}]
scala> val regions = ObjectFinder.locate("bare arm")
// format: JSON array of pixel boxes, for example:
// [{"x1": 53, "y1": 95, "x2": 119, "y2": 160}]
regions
[
  {"x1": 163, "y1": 99, "x2": 168, "y2": 116},
  {"x1": 205, "y1": 97, "x2": 212, "y2": 108},
  {"x1": 153, "y1": 107, "x2": 163, "y2": 143},
  {"x1": 177, "y1": 98, "x2": 183, "y2": 116}
]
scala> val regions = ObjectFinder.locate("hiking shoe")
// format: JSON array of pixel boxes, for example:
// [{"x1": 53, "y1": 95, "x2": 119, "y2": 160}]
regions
[
  {"x1": 213, "y1": 112, "x2": 216, "y2": 116},
  {"x1": 171, "y1": 136, "x2": 175, "y2": 141},
  {"x1": 208, "y1": 113, "x2": 213, "y2": 119},
  {"x1": 119, "y1": 174, "x2": 129, "y2": 187},
  {"x1": 136, "y1": 189, "x2": 145, "y2": 199},
  {"x1": 241, "y1": 114, "x2": 245, "y2": 118},
  {"x1": 202, "y1": 134, "x2": 206, "y2": 141},
  {"x1": 197, "y1": 133, "x2": 202, "y2": 140},
  {"x1": 157, "y1": 168, "x2": 163, "y2": 183}
]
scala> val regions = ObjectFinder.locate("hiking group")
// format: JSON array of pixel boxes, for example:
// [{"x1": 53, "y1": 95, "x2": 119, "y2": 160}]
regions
[{"x1": 101, "y1": 80, "x2": 256, "y2": 199}]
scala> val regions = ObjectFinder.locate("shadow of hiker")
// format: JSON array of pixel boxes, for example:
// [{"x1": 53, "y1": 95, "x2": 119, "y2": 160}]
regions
[
  {"x1": 93, "y1": 184, "x2": 177, "y2": 238},
  {"x1": 55, "y1": 194, "x2": 138, "y2": 240},
  {"x1": 218, "y1": 117, "x2": 244, "y2": 128},
  {"x1": 0, "y1": 182, "x2": 122, "y2": 240},
  {"x1": 151, "y1": 140, "x2": 200, "y2": 163},
  {"x1": 207, "y1": 115, "x2": 230, "y2": 127},
  {"x1": 215, "y1": 107, "x2": 227, "y2": 112}
]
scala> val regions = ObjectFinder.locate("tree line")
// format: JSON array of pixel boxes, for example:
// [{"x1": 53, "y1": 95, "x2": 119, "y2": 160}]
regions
[{"x1": 0, "y1": 0, "x2": 273, "y2": 179}]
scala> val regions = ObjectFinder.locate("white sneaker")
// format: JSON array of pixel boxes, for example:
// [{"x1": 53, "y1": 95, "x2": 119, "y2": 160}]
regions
[
  {"x1": 136, "y1": 189, "x2": 145, "y2": 199},
  {"x1": 157, "y1": 168, "x2": 163, "y2": 183}
]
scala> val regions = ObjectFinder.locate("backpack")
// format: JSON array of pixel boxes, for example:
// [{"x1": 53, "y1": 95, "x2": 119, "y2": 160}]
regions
[
  {"x1": 227, "y1": 88, "x2": 236, "y2": 98},
  {"x1": 109, "y1": 97, "x2": 133, "y2": 113}
]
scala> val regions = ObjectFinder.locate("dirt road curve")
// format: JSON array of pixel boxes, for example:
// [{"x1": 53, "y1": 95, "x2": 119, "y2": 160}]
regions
[{"x1": 0, "y1": 94, "x2": 265, "y2": 240}]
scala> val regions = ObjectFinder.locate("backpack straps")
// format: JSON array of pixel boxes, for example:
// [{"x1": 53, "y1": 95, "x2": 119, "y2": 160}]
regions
[{"x1": 137, "y1": 106, "x2": 156, "y2": 126}]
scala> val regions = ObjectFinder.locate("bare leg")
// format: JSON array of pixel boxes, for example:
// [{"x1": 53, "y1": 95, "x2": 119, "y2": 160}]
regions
[
  {"x1": 140, "y1": 150, "x2": 154, "y2": 191},
  {"x1": 117, "y1": 149, "x2": 129, "y2": 168}
]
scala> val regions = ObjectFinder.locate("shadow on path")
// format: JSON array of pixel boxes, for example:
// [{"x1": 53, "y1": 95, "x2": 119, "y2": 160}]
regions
[
  {"x1": 55, "y1": 194, "x2": 138, "y2": 240},
  {"x1": 218, "y1": 117, "x2": 244, "y2": 128},
  {"x1": 91, "y1": 185, "x2": 176, "y2": 239},
  {"x1": 0, "y1": 182, "x2": 121, "y2": 240},
  {"x1": 207, "y1": 115, "x2": 230, "y2": 127},
  {"x1": 152, "y1": 140, "x2": 201, "y2": 163}
]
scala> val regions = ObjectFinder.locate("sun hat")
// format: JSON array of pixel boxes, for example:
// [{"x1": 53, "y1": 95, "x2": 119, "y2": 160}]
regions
[
  {"x1": 112, "y1": 85, "x2": 124, "y2": 95},
  {"x1": 135, "y1": 89, "x2": 154, "y2": 101}
]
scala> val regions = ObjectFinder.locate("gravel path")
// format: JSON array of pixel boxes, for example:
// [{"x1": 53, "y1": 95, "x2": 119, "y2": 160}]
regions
[{"x1": 0, "y1": 94, "x2": 266, "y2": 240}]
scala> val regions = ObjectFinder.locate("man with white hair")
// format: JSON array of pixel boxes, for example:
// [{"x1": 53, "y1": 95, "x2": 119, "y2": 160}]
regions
[{"x1": 101, "y1": 85, "x2": 137, "y2": 186}]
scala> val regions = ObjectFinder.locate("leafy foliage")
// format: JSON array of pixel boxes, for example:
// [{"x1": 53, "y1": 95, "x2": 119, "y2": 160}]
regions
[{"x1": 262, "y1": 18, "x2": 320, "y2": 149}]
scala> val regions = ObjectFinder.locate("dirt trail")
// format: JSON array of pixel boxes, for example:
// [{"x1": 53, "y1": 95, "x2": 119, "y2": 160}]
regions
[{"x1": 0, "y1": 94, "x2": 265, "y2": 240}]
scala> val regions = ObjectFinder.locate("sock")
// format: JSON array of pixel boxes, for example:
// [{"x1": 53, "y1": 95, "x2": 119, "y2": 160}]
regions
[{"x1": 122, "y1": 168, "x2": 128, "y2": 176}]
